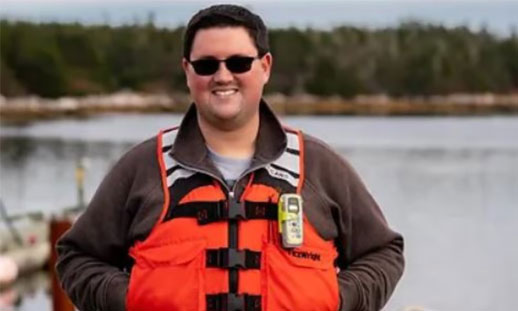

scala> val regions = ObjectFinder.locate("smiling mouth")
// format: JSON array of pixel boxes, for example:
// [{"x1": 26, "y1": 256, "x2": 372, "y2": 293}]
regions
[{"x1": 212, "y1": 89, "x2": 238, "y2": 97}]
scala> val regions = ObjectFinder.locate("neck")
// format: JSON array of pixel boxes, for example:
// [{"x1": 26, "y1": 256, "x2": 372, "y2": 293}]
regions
[{"x1": 198, "y1": 114, "x2": 259, "y2": 159}]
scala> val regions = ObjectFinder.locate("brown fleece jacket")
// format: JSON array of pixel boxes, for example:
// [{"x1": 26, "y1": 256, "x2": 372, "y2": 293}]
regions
[{"x1": 56, "y1": 102, "x2": 404, "y2": 311}]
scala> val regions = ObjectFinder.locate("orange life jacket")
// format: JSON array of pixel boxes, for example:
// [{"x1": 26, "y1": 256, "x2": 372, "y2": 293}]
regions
[{"x1": 126, "y1": 127, "x2": 339, "y2": 311}]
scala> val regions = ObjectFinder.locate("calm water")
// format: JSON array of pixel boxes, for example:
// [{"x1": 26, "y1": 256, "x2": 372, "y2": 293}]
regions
[{"x1": 1, "y1": 114, "x2": 518, "y2": 311}]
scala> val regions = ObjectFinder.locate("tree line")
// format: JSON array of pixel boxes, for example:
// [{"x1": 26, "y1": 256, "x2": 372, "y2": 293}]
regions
[{"x1": 1, "y1": 20, "x2": 517, "y2": 98}]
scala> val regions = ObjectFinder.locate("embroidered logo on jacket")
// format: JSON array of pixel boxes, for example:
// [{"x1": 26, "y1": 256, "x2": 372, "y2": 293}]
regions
[{"x1": 287, "y1": 249, "x2": 321, "y2": 261}]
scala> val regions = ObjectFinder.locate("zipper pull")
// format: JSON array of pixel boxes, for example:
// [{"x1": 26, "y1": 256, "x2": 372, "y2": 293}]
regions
[{"x1": 229, "y1": 191, "x2": 235, "y2": 199}]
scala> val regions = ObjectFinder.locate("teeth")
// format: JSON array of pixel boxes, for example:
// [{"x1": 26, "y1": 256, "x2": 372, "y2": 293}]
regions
[{"x1": 213, "y1": 89, "x2": 237, "y2": 96}]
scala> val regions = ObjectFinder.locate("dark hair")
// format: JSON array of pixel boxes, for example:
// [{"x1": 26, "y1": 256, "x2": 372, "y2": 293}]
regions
[{"x1": 183, "y1": 4, "x2": 269, "y2": 60}]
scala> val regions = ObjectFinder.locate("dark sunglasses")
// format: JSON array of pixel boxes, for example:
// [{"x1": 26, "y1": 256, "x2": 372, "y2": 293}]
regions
[{"x1": 188, "y1": 55, "x2": 261, "y2": 76}]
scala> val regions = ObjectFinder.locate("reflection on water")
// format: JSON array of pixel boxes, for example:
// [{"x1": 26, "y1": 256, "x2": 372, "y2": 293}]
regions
[
  {"x1": 0, "y1": 137, "x2": 37, "y2": 170},
  {"x1": 1, "y1": 115, "x2": 517, "y2": 311},
  {"x1": 0, "y1": 136, "x2": 133, "y2": 215},
  {"x1": 343, "y1": 147, "x2": 518, "y2": 311},
  {"x1": 0, "y1": 271, "x2": 50, "y2": 311}
]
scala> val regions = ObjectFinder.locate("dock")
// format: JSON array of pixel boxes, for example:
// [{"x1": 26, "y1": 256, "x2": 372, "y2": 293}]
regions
[{"x1": 0, "y1": 199, "x2": 80, "y2": 311}]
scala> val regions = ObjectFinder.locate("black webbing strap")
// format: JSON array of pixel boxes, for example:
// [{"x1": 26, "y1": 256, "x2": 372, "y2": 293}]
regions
[
  {"x1": 169, "y1": 200, "x2": 277, "y2": 224},
  {"x1": 206, "y1": 248, "x2": 261, "y2": 269},
  {"x1": 206, "y1": 293, "x2": 261, "y2": 311},
  {"x1": 168, "y1": 201, "x2": 226, "y2": 224},
  {"x1": 245, "y1": 201, "x2": 277, "y2": 220}
]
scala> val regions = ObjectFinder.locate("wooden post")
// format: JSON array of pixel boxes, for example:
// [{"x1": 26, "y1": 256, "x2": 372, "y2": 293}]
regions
[
  {"x1": 49, "y1": 217, "x2": 75, "y2": 311},
  {"x1": 75, "y1": 160, "x2": 86, "y2": 210}
]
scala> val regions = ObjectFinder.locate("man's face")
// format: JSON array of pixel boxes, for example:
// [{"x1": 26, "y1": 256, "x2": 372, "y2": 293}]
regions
[{"x1": 182, "y1": 27, "x2": 272, "y2": 130}]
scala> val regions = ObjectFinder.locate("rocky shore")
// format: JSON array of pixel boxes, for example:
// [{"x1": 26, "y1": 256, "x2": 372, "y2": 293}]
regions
[{"x1": 1, "y1": 92, "x2": 518, "y2": 123}]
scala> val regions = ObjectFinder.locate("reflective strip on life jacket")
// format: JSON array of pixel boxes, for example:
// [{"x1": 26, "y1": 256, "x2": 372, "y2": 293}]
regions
[
  {"x1": 265, "y1": 131, "x2": 301, "y2": 188},
  {"x1": 161, "y1": 129, "x2": 197, "y2": 188}
]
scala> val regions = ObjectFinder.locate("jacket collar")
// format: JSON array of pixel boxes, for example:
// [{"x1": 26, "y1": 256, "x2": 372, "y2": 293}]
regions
[{"x1": 169, "y1": 99, "x2": 287, "y2": 179}]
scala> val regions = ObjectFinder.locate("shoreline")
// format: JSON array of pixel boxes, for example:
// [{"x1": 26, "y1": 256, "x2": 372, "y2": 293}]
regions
[{"x1": 1, "y1": 92, "x2": 518, "y2": 123}]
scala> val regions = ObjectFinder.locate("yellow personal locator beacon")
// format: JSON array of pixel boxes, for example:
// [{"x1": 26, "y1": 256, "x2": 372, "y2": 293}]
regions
[{"x1": 278, "y1": 193, "x2": 304, "y2": 248}]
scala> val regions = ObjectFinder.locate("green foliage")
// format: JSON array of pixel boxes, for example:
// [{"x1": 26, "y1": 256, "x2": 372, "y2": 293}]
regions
[
  {"x1": 1, "y1": 21, "x2": 68, "y2": 97},
  {"x1": 1, "y1": 20, "x2": 517, "y2": 98}
]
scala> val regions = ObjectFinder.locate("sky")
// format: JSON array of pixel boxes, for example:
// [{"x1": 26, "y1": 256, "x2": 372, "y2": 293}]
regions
[{"x1": 1, "y1": 0, "x2": 517, "y2": 36}]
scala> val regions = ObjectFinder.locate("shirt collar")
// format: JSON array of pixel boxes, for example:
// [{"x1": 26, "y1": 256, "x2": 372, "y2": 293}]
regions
[{"x1": 169, "y1": 99, "x2": 287, "y2": 177}]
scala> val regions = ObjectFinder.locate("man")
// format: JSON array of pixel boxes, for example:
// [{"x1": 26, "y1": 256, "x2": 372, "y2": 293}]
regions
[{"x1": 57, "y1": 4, "x2": 404, "y2": 311}]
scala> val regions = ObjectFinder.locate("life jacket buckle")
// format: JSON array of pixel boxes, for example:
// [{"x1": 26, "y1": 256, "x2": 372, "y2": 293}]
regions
[
  {"x1": 227, "y1": 248, "x2": 246, "y2": 269},
  {"x1": 206, "y1": 293, "x2": 262, "y2": 311},
  {"x1": 206, "y1": 248, "x2": 261, "y2": 269},
  {"x1": 227, "y1": 199, "x2": 246, "y2": 219},
  {"x1": 227, "y1": 293, "x2": 244, "y2": 311}
]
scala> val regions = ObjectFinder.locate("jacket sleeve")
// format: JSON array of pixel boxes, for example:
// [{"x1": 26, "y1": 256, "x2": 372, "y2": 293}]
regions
[
  {"x1": 335, "y1": 161, "x2": 405, "y2": 311},
  {"x1": 304, "y1": 136, "x2": 405, "y2": 311},
  {"x1": 56, "y1": 139, "x2": 161, "y2": 311}
]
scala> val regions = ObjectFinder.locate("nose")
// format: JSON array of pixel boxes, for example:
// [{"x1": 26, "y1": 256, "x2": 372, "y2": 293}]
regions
[{"x1": 213, "y1": 61, "x2": 234, "y2": 83}]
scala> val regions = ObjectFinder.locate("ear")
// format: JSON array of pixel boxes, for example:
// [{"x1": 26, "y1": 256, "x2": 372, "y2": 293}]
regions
[
  {"x1": 260, "y1": 52, "x2": 273, "y2": 83},
  {"x1": 182, "y1": 58, "x2": 191, "y2": 88}
]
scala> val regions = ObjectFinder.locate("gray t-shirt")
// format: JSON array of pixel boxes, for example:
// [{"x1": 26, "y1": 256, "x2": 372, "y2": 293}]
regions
[{"x1": 207, "y1": 147, "x2": 252, "y2": 188}]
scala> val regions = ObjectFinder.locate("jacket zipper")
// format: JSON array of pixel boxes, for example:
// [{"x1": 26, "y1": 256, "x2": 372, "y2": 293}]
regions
[{"x1": 228, "y1": 191, "x2": 239, "y2": 294}]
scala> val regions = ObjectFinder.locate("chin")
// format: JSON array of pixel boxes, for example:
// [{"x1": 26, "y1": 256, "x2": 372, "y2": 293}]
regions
[
  {"x1": 211, "y1": 102, "x2": 242, "y2": 117},
  {"x1": 213, "y1": 110, "x2": 241, "y2": 122}
]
